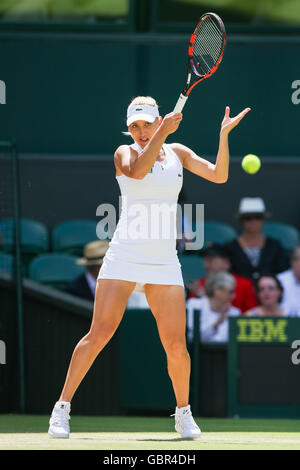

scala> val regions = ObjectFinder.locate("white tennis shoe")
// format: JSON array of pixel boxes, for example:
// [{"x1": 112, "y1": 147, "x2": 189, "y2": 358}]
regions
[
  {"x1": 48, "y1": 401, "x2": 71, "y2": 438},
  {"x1": 171, "y1": 405, "x2": 201, "y2": 439}
]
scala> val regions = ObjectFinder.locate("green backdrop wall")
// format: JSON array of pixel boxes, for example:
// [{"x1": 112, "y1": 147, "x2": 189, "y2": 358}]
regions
[{"x1": 0, "y1": 32, "x2": 299, "y2": 157}]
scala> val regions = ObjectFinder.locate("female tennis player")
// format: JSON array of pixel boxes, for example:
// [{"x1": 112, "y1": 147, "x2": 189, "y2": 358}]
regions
[{"x1": 48, "y1": 96, "x2": 250, "y2": 440}]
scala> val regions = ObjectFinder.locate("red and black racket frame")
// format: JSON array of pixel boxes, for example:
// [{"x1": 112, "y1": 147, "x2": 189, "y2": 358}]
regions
[{"x1": 173, "y1": 12, "x2": 226, "y2": 113}]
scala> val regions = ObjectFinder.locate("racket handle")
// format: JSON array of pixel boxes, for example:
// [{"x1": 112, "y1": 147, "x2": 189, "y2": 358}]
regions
[{"x1": 173, "y1": 93, "x2": 188, "y2": 113}]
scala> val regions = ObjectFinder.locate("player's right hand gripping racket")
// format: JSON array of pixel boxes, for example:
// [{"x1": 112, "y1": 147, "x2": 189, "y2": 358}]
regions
[{"x1": 173, "y1": 12, "x2": 226, "y2": 113}]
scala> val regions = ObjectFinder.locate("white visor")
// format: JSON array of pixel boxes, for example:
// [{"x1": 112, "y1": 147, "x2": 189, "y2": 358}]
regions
[{"x1": 127, "y1": 104, "x2": 159, "y2": 126}]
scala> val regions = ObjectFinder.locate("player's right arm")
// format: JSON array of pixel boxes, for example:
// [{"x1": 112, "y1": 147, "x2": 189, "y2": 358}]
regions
[
  {"x1": 114, "y1": 113, "x2": 182, "y2": 179},
  {"x1": 114, "y1": 145, "x2": 139, "y2": 178},
  {"x1": 115, "y1": 142, "x2": 162, "y2": 179}
]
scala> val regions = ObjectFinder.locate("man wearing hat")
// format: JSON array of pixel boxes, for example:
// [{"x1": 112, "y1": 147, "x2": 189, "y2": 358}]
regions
[
  {"x1": 66, "y1": 241, "x2": 109, "y2": 301},
  {"x1": 223, "y1": 197, "x2": 288, "y2": 281},
  {"x1": 187, "y1": 243, "x2": 257, "y2": 313}
]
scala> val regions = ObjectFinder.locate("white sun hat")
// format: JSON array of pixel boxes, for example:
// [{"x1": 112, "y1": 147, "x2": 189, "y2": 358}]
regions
[
  {"x1": 237, "y1": 197, "x2": 270, "y2": 217},
  {"x1": 126, "y1": 104, "x2": 159, "y2": 126}
]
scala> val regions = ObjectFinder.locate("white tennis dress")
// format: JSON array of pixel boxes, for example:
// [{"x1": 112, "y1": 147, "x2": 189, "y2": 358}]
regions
[{"x1": 97, "y1": 142, "x2": 184, "y2": 292}]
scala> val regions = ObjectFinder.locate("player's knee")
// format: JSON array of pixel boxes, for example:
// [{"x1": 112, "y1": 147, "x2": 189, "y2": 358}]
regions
[{"x1": 87, "y1": 324, "x2": 116, "y2": 350}]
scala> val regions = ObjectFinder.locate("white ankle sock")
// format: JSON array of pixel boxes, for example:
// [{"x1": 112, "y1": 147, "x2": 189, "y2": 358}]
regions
[
  {"x1": 176, "y1": 404, "x2": 190, "y2": 414},
  {"x1": 55, "y1": 401, "x2": 71, "y2": 411}
]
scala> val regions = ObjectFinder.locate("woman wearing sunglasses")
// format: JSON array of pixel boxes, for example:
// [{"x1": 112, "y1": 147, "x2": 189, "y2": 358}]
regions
[{"x1": 223, "y1": 198, "x2": 288, "y2": 281}]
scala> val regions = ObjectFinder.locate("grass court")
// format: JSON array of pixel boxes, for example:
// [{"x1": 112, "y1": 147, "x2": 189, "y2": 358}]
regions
[{"x1": 0, "y1": 415, "x2": 299, "y2": 450}]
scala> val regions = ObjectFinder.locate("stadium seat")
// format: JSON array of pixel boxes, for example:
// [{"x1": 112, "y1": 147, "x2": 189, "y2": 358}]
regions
[
  {"x1": 192, "y1": 221, "x2": 237, "y2": 248},
  {"x1": 179, "y1": 254, "x2": 205, "y2": 283},
  {"x1": 28, "y1": 253, "x2": 85, "y2": 290},
  {"x1": 0, "y1": 252, "x2": 14, "y2": 275},
  {"x1": 0, "y1": 218, "x2": 49, "y2": 274},
  {"x1": 263, "y1": 222, "x2": 300, "y2": 253},
  {"x1": 52, "y1": 219, "x2": 101, "y2": 256},
  {"x1": 0, "y1": 218, "x2": 49, "y2": 254},
  {"x1": 0, "y1": 252, "x2": 26, "y2": 277}
]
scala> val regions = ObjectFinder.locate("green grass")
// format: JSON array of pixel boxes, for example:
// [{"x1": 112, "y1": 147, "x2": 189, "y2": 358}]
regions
[{"x1": 0, "y1": 415, "x2": 300, "y2": 450}]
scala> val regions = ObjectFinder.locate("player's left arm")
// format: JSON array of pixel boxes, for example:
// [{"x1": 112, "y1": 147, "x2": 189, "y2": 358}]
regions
[{"x1": 172, "y1": 106, "x2": 251, "y2": 184}]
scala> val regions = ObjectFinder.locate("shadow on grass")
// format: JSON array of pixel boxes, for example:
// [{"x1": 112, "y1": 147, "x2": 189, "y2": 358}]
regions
[
  {"x1": 136, "y1": 438, "x2": 200, "y2": 442},
  {"x1": 72, "y1": 435, "x2": 200, "y2": 443},
  {"x1": 74, "y1": 437, "x2": 190, "y2": 442}
]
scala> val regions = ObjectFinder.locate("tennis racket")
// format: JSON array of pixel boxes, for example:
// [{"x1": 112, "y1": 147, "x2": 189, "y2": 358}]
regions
[{"x1": 173, "y1": 12, "x2": 226, "y2": 113}]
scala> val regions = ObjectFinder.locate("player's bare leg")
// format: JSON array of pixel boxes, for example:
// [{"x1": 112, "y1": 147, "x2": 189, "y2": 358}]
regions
[
  {"x1": 145, "y1": 284, "x2": 190, "y2": 407},
  {"x1": 59, "y1": 279, "x2": 136, "y2": 402},
  {"x1": 48, "y1": 279, "x2": 135, "y2": 438},
  {"x1": 145, "y1": 283, "x2": 201, "y2": 439}
]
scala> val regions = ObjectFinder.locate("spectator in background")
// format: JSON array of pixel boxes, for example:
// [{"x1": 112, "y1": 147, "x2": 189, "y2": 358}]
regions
[
  {"x1": 245, "y1": 274, "x2": 296, "y2": 316},
  {"x1": 186, "y1": 272, "x2": 240, "y2": 343},
  {"x1": 66, "y1": 240, "x2": 149, "y2": 308},
  {"x1": 187, "y1": 243, "x2": 257, "y2": 313},
  {"x1": 66, "y1": 240, "x2": 109, "y2": 301},
  {"x1": 66, "y1": 239, "x2": 150, "y2": 308},
  {"x1": 224, "y1": 197, "x2": 288, "y2": 281},
  {"x1": 277, "y1": 244, "x2": 300, "y2": 316}
]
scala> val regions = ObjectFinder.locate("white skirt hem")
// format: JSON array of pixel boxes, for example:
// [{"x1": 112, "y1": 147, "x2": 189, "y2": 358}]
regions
[{"x1": 97, "y1": 255, "x2": 184, "y2": 292}]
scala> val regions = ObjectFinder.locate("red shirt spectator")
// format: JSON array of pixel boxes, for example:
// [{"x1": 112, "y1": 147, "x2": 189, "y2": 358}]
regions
[
  {"x1": 188, "y1": 273, "x2": 257, "y2": 313},
  {"x1": 187, "y1": 244, "x2": 257, "y2": 313}
]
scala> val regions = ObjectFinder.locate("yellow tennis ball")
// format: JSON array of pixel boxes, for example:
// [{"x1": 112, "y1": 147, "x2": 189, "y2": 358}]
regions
[{"x1": 242, "y1": 154, "x2": 261, "y2": 174}]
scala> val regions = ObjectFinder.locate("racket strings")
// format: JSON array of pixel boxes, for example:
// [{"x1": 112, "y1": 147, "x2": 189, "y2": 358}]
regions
[{"x1": 193, "y1": 17, "x2": 224, "y2": 76}]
